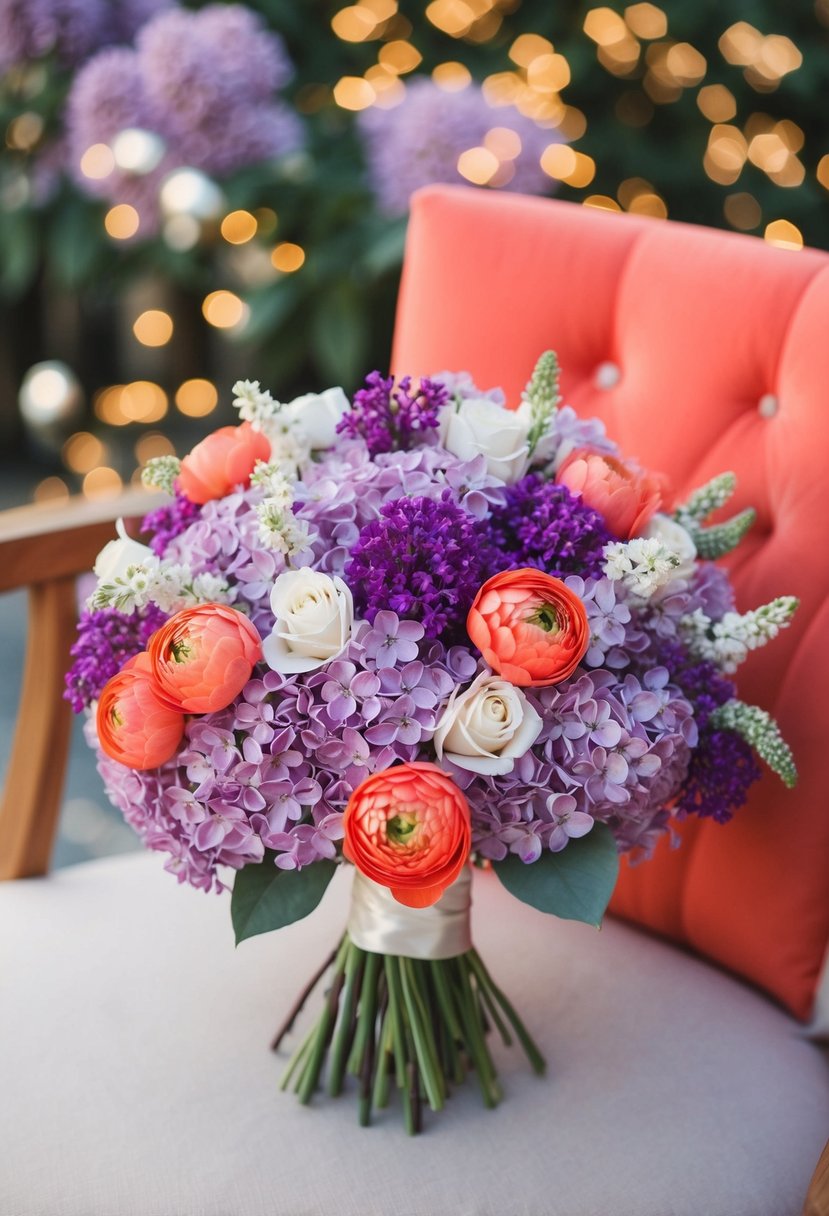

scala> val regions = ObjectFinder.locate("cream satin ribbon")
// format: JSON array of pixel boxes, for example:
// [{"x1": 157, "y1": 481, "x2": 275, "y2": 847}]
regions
[{"x1": 346, "y1": 865, "x2": 473, "y2": 960}]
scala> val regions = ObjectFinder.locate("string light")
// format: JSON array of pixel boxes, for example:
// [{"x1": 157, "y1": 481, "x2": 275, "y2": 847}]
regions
[
  {"x1": 175, "y1": 380, "x2": 218, "y2": 418},
  {"x1": 697, "y1": 84, "x2": 736, "y2": 122},
  {"x1": 457, "y1": 147, "x2": 500, "y2": 185},
  {"x1": 33, "y1": 477, "x2": 70, "y2": 504},
  {"x1": 764, "y1": 219, "x2": 803, "y2": 251},
  {"x1": 134, "y1": 433, "x2": 176, "y2": 463},
  {"x1": 104, "y1": 204, "x2": 140, "y2": 240},
  {"x1": 724, "y1": 193, "x2": 761, "y2": 230},
  {"x1": 6, "y1": 112, "x2": 44, "y2": 151},
  {"x1": 132, "y1": 310, "x2": 174, "y2": 347},
  {"x1": 624, "y1": 3, "x2": 667, "y2": 39},
  {"x1": 79, "y1": 144, "x2": 114, "y2": 180},
  {"x1": 379, "y1": 41, "x2": 422, "y2": 73},
  {"x1": 509, "y1": 34, "x2": 553, "y2": 66},
  {"x1": 817, "y1": 156, "x2": 829, "y2": 191},
  {"x1": 333, "y1": 76, "x2": 376, "y2": 110},
  {"x1": 271, "y1": 242, "x2": 306, "y2": 272},
  {"x1": 62, "y1": 432, "x2": 105, "y2": 474},
  {"x1": 583, "y1": 194, "x2": 622, "y2": 211},
  {"x1": 202, "y1": 291, "x2": 249, "y2": 329},
  {"x1": 221, "y1": 210, "x2": 258, "y2": 244},
  {"x1": 432, "y1": 62, "x2": 472, "y2": 91},
  {"x1": 82, "y1": 467, "x2": 123, "y2": 500}
]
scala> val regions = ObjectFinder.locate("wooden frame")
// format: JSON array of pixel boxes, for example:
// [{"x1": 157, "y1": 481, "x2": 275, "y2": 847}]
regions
[{"x1": 0, "y1": 489, "x2": 161, "y2": 880}]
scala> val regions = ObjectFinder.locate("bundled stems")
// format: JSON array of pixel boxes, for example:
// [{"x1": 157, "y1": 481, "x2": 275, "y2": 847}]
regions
[{"x1": 276, "y1": 935, "x2": 544, "y2": 1134}]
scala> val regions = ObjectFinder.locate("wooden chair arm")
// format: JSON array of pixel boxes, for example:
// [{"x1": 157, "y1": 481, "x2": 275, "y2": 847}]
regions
[
  {"x1": 0, "y1": 489, "x2": 163, "y2": 881},
  {"x1": 805, "y1": 1140, "x2": 829, "y2": 1216}
]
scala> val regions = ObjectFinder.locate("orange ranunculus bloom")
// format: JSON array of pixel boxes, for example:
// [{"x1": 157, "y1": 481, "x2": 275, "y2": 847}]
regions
[
  {"x1": 343, "y1": 762, "x2": 471, "y2": 909},
  {"x1": 556, "y1": 448, "x2": 664, "y2": 539},
  {"x1": 177, "y1": 421, "x2": 270, "y2": 505},
  {"x1": 147, "y1": 604, "x2": 262, "y2": 714},
  {"x1": 467, "y1": 568, "x2": 589, "y2": 688},
  {"x1": 96, "y1": 653, "x2": 184, "y2": 770}
]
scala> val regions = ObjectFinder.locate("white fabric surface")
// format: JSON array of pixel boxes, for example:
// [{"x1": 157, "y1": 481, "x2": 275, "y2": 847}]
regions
[{"x1": 0, "y1": 853, "x2": 826, "y2": 1216}]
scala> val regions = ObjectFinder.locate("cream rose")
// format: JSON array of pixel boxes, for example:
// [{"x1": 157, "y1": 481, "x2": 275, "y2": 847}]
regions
[
  {"x1": 441, "y1": 398, "x2": 530, "y2": 484},
  {"x1": 280, "y1": 387, "x2": 349, "y2": 450},
  {"x1": 93, "y1": 518, "x2": 156, "y2": 582},
  {"x1": 434, "y1": 672, "x2": 543, "y2": 776},
  {"x1": 642, "y1": 513, "x2": 697, "y2": 579},
  {"x1": 263, "y1": 569, "x2": 353, "y2": 674}
]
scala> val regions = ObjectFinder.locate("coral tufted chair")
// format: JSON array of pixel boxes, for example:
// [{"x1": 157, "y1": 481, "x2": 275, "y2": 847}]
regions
[{"x1": 1, "y1": 186, "x2": 828, "y2": 1216}]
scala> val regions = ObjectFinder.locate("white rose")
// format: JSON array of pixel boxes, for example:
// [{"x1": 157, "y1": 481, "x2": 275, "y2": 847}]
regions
[
  {"x1": 280, "y1": 387, "x2": 349, "y2": 450},
  {"x1": 642, "y1": 513, "x2": 697, "y2": 580},
  {"x1": 263, "y1": 569, "x2": 353, "y2": 674},
  {"x1": 434, "y1": 672, "x2": 543, "y2": 776},
  {"x1": 93, "y1": 518, "x2": 156, "y2": 581},
  {"x1": 441, "y1": 398, "x2": 530, "y2": 484}
]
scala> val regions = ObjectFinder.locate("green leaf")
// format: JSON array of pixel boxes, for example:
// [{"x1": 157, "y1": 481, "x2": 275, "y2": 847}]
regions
[
  {"x1": 311, "y1": 280, "x2": 369, "y2": 387},
  {"x1": 0, "y1": 209, "x2": 38, "y2": 299},
  {"x1": 231, "y1": 855, "x2": 337, "y2": 944},
  {"x1": 493, "y1": 824, "x2": 619, "y2": 928},
  {"x1": 47, "y1": 195, "x2": 102, "y2": 287}
]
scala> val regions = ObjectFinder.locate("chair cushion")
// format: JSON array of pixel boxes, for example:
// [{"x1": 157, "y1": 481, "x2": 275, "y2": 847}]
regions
[
  {"x1": 1, "y1": 854, "x2": 826, "y2": 1216},
  {"x1": 391, "y1": 185, "x2": 829, "y2": 1021}
]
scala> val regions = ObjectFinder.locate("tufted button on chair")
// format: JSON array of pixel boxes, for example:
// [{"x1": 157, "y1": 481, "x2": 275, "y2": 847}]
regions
[{"x1": 1, "y1": 187, "x2": 828, "y2": 1216}]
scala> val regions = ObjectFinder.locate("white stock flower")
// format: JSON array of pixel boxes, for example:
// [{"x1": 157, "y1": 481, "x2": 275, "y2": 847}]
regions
[
  {"x1": 441, "y1": 397, "x2": 530, "y2": 484},
  {"x1": 434, "y1": 672, "x2": 543, "y2": 776},
  {"x1": 263, "y1": 569, "x2": 353, "y2": 674},
  {"x1": 603, "y1": 536, "x2": 680, "y2": 599},
  {"x1": 280, "y1": 387, "x2": 349, "y2": 450},
  {"x1": 93, "y1": 518, "x2": 156, "y2": 582},
  {"x1": 642, "y1": 513, "x2": 697, "y2": 579},
  {"x1": 232, "y1": 379, "x2": 279, "y2": 426}
]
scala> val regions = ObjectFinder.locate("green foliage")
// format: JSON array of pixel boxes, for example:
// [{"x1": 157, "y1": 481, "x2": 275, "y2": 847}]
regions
[
  {"x1": 493, "y1": 823, "x2": 619, "y2": 927},
  {"x1": 231, "y1": 854, "x2": 337, "y2": 944}
]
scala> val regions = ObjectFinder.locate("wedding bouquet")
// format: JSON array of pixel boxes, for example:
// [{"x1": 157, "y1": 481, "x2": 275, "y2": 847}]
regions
[{"x1": 66, "y1": 354, "x2": 797, "y2": 1133}]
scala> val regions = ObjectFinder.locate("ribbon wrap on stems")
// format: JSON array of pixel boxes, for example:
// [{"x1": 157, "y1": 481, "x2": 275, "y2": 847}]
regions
[{"x1": 346, "y1": 866, "x2": 473, "y2": 960}]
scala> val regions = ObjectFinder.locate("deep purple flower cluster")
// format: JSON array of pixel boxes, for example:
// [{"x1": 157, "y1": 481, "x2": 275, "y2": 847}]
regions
[
  {"x1": 337, "y1": 372, "x2": 448, "y2": 457},
  {"x1": 345, "y1": 491, "x2": 496, "y2": 641},
  {"x1": 490, "y1": 475, "x2": 613, "y2": 581},
  {"x1": 65, "y1": 603, "x2": 168, "y2": 712},
  {"x1": 142, "y1": 490, "x2": 201, "y2": 557},
  {"x1": 674, "y1": 730, "x2": 760, "y2": 823}
]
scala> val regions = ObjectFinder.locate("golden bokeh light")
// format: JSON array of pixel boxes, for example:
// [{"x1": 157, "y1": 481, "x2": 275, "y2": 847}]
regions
[
  {"x1": 558, "y1": 107, "x2": 588, "y2": 140},
  {"x1": 583, "y1": 7, "x2": 628, "y2": 46},
  {"x1": 457, "y1": 146, "x2": 500, "y2": 186},
  {"x1": 540, "y1": 145, "x2": 596, "y2": 188},
  {"x1": 333, "y1": 76, "x2": 376, "y2": 110},
  {"x1": 80, "y1": 143, "x2": 115, "y2": 180},
  {"x1": 62, "y1": 431, "x2": 105, "y2": 474},
  {"x1": 583, "y1": 194, "x2": 622, "y2": 211},
  {"x1": 94, "y1": 385, "x2": 129, "y2": 427},
  {"x1": 723, "y1": 192, "x2": 761, "y2": 231},
  {"x1": 132, "y1": 309, "x2": 174, "y2": 348},
  {"x1": 202, "y1": 290, "x2": 249, "y2": 329},
  {"x1": 598, "y1": 34, "x2": 641, "y2": 76},
  {"x1": 104, "y1": 204, "x2": 140, "y2": 240},
  {"x1": 509, "y1": 34, "x2": 553, "y2": 67},
  {"x1": 120, "y1": 381, "x2": 168, "y2": 423},
  {"x1": 764, "y1": 219, "x2": 803, "y2": 251},
  {"x1": 175, "y1": 379, "x2": 219, "y2": 418},
  {"x1": 134, "y1": 432, "x2": 176, "y2": 463},
  {"x1": 484, "y1": 127, "x2": 522, "y2": 160},
  {"x1": 432, "y1": 61, "x2": 472, "y2": 91},
  {"x1": 747, "y1": 131, "x2": 790, "y2": 173},
  {"x1": 719, "y1": 22, "x2": 763, "y2": 66},
  {"x1": 817, "y1": 155, "x2": 829, "y2": 191},
  {"x1": 221, "y1": 210, "x2": 258, "y2": 245},
  {"x1": 83, "y1": 467, "x2": 123, "y2": 500},
  {"x1": 624, "y1": 3, "x2": 667, "y2": 39},
  {"x1": 665, "y1": 42, "x2": 707, "y2": 86},
  {"x1": 6, "y1": 112, "x2": 44, "y2": 151},
  {"x1": 379, "y1": 40, "x2": 422, "y2": 73},
  {"x1": 527, "y1": 52, "x2": 571, "y2": 93},
  {"x1": 33, "y1": 477, "x2": 70, "y2": 504},
  {"x1": 617, "y1": 177, "x2": 652, "y2": 208},
  {"x1": 697, "y1": 84, "x2": 736, "y2": 122},
  {"x1": 271, "y1": 242, "x2": 306, "y2": 273},
  {"x1": 627, "y1": 192, "x2": 667, "y2": 218},
  {"x1": 364, "y1": 65, "x2": 406, "y2": 107},
  {"x1": 425, "y1": 0, "x2": 476, "y2": 38},
  {"x1": 482, "y1": 70, "x2": 523, "y2": 106}
]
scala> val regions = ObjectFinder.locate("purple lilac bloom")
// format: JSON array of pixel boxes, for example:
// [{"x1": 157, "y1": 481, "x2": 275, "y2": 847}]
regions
[
  {"x1": 136, "y1": 5, "x2": 302, "y2": 178},
  {"x1": 0, "y1": 0, "x2": 106, "y2": 71},
  {"x1": 337, "y1": 371, "x2": 448, "y2": 457},
  {"x1": 345, "y1": 492, "x2": 497, "y2": 641},
  {"x1": 490, "y1": 474, "x2": 613, "y2": 581},
  {"x1": 109, "y1": 0, "x2": 172, "y2": 42},
  {"x1": 65, "y1": 603, "x2": 168, "y2": 711},
  {"x1": 142, "y1": 490, "x2": 201, "y2": 556},
  {"x1": 358, "y1": 77, "x2": 555, "y2": 216},
  {"x1": 675, "y1": 729, "x2": 760, "y2": 823}
]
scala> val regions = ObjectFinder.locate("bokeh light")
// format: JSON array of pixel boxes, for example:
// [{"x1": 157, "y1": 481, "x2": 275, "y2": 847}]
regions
[
  {"x1": 132, "y1": 310, "x2": 174, "y2": 347},
  {"x1": 175, "y1": 379, "x2": 219, "y2": 418}
]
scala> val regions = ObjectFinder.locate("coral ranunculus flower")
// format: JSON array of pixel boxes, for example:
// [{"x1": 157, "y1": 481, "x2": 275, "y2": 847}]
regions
[
  {"x1": 343, "y1": 762, "x2": 471, "y2": 909},
  {"x1": 467, "y1": 568, "x2": 589, "y2": 688},
  {"x1": 97, "y1": 653, "x2": 184, "y2": 770},
  {"x1": 147, "y1": 604, "x2": 262, "y2": 714},
  {"x1": 177, "y1": 421, "x2": 270, "y2": 505},
  {"x1": 556, "y1": 448, "x2": 664, "y2": 539}
]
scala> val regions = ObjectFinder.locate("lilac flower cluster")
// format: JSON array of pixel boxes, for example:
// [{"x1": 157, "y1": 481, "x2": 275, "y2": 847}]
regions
[
  {"x1": 66, "y1": 4, "x2": 302, "y2": 231},
  {"x1": 79, "y1": 368, "x2": 764, "y2": 890},
  {"x1": 490, "y1": 475, "x2": 613, "y2": 581},
  {"x1": 65, "y1": 603, "x2": 168, "y2": 711},
  {"x1": 337, "y1": 372, "x2": 448, "y2": 457},
  {"x1": 0, "y1": 0, "x2": 106, "y2": 72},
  {"x1": 345, "y1": 491, "x2": 497, "y2": 641},
  {"x1": 142, "y1": 490, "x2": 201, "y2": 557},
  {"x1": 358, "y1": 78, "x2": 555, "y2": 216}
]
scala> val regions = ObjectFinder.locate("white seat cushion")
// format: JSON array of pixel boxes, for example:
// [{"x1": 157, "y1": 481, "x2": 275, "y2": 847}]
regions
[{"x1": 0, "y1": 854, "x2": 826, "y2": 1216}]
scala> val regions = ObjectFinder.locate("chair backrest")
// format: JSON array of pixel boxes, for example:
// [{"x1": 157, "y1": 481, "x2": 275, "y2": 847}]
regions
[
  {"x1": 392, "y1": 184, "x2": 829, "y2": 1021},
  {"x1": 0, "y1": 489, "x2": 161, "y2": 880}
]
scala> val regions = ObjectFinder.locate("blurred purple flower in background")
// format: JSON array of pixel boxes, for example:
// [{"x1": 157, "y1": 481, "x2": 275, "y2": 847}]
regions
[
  {"x1": 358, "y1": 77, "x2": 557, "y2": 216},
  {"x1": 0, "y1": 0, "x2": 107, "y2": 72}
]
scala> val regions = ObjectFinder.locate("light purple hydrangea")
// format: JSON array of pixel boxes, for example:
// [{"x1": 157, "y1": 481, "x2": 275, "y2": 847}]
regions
[
  {"x1": 85, "y1": 370, "x2": 751, "y2": 892},
  {"x1": 358, "y1": 77, "x2": 557, "y2": 216},
  {"x1": 0, "y1": 0, "x2": 106, "y2": 72}
]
